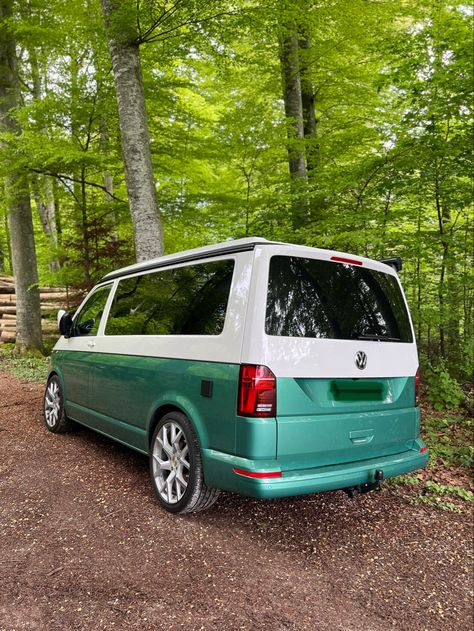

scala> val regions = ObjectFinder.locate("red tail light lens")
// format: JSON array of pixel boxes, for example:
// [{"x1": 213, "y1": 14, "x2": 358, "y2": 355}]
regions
[
  {"x1": 237, "y1": 364, "x2": 276, "y2": 417},
  {"x1": 415, "y1": 368, "x2": 420, "y2": 406}
]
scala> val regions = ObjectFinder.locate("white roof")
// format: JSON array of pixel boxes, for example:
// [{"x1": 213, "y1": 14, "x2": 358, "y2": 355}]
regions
[{"x1": 101, "y1": 236, "x2": 398, "y2": 282}]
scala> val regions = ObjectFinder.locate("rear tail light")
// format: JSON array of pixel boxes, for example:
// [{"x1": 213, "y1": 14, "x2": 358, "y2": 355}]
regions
[
  {"x1": 415, "y1": 368, "x2": 420, "y2": 406},
  {"x1": 237, "y1": 364, "x2": 276, "y2": 417},
  {"x1": 330, "y1": 255, "x2": 363, "y2": 266}
]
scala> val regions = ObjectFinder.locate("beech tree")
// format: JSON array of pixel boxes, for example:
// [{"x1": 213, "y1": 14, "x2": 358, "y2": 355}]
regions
[
  {"x1": 0, "y1": 0, "x2": 43, "y2": 354},
  {"x1": 101, "y1": 0, "x2": 163, "y2": 262}
]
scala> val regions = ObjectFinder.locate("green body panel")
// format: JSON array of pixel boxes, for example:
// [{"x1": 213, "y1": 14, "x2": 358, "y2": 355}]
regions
[
  {"x1": 50, "y1": 352, "x2": 427, "y2": 499},
  {"x1": 51, "y1": 351, "x2": 240, "y2": 455}
]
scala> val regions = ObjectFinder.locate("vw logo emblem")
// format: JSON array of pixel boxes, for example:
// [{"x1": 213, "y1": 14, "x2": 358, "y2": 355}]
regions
[{"x1": 355, "y1": 351, "x2": 367, "y2": 370}]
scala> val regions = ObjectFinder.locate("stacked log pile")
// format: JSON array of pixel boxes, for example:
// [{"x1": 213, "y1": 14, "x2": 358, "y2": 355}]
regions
[{"x1": 0, "y1": 276, "x2": 82, "y2": 344}]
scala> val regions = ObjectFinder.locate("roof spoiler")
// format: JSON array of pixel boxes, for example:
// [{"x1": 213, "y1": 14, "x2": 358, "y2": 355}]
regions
[{"x1": 380, "y1": 257, "x2": 402, "y2": 272}]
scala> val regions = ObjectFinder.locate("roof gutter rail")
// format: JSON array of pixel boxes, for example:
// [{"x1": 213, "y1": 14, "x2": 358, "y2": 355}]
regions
[{"x1": 100, "y1": 240, "x2": 260, "y2": 283}]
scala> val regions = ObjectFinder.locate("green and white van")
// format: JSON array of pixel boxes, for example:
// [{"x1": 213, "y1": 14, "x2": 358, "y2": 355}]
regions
[{"x1": 44, "y1": 237, "x2": 428, "y2": 514}]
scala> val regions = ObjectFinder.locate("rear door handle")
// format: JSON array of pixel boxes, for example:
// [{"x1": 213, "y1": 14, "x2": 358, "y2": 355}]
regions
[
  {"x1": 349, "y1": 429, "x2": 374, "y2": 445},
  {"x1": 87, "y1": 341, "x2": 95, "y2": 349}
]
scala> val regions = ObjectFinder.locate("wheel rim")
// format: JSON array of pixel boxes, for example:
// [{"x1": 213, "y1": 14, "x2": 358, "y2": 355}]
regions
[
  {"x1": 152, "y1": 421, "x2": 190, "y2": 504},
  {"x1": 44, "y1": 380, "x2": 61, "y2": 428}
]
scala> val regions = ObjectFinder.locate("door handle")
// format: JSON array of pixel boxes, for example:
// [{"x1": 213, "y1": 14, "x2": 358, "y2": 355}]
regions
[
  {"x1": 349, "y1": 429, "x2": 374, "y2": 445},
  {"x1": 87, "y1": 341, "x2": 95, "y2": 349}
]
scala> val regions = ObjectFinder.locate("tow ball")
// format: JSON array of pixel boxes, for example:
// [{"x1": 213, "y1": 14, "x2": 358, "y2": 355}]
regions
[{"x1": 345, "y1": 469, "x2": 384, "y2": 499}]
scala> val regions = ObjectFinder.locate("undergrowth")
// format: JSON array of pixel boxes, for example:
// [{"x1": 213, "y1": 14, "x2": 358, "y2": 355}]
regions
[
  {"x1": 389, "y1": 476, "x2": 474, "y2": 513},
  {"x1": 0, "y1": 344, "x2": 49, "y2": 383}
]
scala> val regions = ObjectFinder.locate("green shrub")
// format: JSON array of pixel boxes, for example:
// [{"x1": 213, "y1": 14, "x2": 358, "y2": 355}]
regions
[
  {"x1": 426, "y1": 363, "x2": 464, "y2": 410},
  {"x1": 423, "y1": 413, "x2": 473, "y2": 468}
]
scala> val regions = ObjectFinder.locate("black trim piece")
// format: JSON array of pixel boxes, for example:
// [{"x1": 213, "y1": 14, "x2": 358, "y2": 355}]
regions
[
  {"x1": 200, "y1": 379, "x2": 213, "y2": 398},
  {"x1": 100, "y1": 241, "x2": 260, "y2": 283},
  {"x1": 380, "y1": 257, "x2": 402, "y2": 272}
]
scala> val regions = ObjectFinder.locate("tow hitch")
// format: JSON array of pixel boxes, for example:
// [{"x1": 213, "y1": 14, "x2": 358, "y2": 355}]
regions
[{"x1": 345, "y1": 469, "x2": 384, "y2": 499}]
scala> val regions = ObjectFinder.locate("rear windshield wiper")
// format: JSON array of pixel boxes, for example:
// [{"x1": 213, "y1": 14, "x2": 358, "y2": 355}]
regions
[{"x1": 357, "y1": 334, "x2": 401, "y2": 342}]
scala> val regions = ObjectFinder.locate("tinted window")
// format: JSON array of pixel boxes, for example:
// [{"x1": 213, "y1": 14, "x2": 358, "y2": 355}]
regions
[
  {"x1": 73, "y1": 284, "x2": 112, "y2": 337},
  {"x1": 105, "y1": 260, "x2": 234, "y2": 336},
  {"x1": 266, "y1": 256, "x2": 413, "y2": 342}
]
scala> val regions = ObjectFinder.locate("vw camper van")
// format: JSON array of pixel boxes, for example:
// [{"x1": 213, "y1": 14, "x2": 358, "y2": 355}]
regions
[{"x1": 44, "y1": 238, "x2": 428, "y2": 514}]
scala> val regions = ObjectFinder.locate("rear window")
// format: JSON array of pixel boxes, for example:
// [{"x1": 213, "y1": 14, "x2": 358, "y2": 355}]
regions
[
  {"x1": 105, "y1": 260, "x2": 234, "y2": 336},
  {"x1": 265, "y1": 256, "x2": 413, "y2": 342}
]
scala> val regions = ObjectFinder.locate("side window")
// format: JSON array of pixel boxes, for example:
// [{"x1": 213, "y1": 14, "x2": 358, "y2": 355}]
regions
[
  {"x1": 105, "y1": 260, "x2": 234, "y2": 336},
  {"x1": 73, "y1": 284, "x2": 112, "y2": 337}
]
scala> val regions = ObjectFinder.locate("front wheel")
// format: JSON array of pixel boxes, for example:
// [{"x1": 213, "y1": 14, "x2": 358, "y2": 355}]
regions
[
  {"x1": 150, "y1": 411, "x2": 220, "y2": 514},
  {"x1": 43, "y1": 375, "x2": 74, "y2": 433}
]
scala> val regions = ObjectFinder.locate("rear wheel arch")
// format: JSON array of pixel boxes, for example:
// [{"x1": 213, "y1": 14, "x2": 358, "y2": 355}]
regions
[{"x1": 147, "y1": 401, "x2": 208, "y2": 450}]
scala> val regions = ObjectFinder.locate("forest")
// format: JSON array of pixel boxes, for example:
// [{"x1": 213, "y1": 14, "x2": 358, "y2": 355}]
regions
[
  {"x1": 0, "y1": 4, "x2": 473, "y2": 626},
  {"x1": 0, "y1": 0, "x2": 472, "y2": 392}
]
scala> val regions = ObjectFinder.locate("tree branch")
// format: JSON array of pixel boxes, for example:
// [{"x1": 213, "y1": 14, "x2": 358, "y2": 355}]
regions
[
  {"x1": 28, "y1": 168, "x2": 128, "y2": 204},
  {"x1": 136, "y1": 9, "x2": 241, "y2": 45}
]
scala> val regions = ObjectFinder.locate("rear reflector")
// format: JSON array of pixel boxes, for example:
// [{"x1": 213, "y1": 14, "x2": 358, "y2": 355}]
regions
[
  {"x1": 420, "y1": 447, "x2": 427, "y2": 453},
  {"x1": 233, "y1": 468, "x2": 282, "y2": 479},
  {"x1": 330, "y1": 256, "x2": 363, "y2": 266},
  {"x1": 237, "y1": 364, "x2": 276, "y2": 417}
]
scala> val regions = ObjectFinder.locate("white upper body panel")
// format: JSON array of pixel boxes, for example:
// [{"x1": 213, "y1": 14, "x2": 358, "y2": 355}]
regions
[
  {"x1": 54, "y1": 250, "x2": 254, "y2": 365},
  {"x1": 54, "y1": 238, "x2": 418, "y2": 378}
]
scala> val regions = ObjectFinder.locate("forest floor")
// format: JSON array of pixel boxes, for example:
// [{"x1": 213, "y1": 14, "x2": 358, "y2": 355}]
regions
[{"x1": 0, "y1": 370, "x2": 472, "y2": 631}]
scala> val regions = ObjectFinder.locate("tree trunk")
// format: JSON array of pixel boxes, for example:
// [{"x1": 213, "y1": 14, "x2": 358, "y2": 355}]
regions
[
  {"x1": 31, "y1": 174, "x2": 60, "y2": 273},
  {"x1": 0, "y1": 0, "x2": 43, "y2": 355},
  {"x1": 101, "y1": 0, "x2": 164, "y2": 261},
  {"x1": 29, "y1": 46, "x2": 60, "y2": 272},
  {"x1": 279, "y1": 23, "x2": 308, "y2": 230},
  {"x1": 100, "y1": 113, "x2": 119, "y2": 242},
  {"x1": 298, "y1": 34, "x2": 317, "y2": 174},
  {"x1": 6, "y1": 174, "x2": 44, "y2": 354}
]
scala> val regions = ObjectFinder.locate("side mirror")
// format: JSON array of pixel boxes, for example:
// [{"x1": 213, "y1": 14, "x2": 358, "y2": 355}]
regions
[{"x1": 57, "y1": 309, "x2": 74, "y2": 338}]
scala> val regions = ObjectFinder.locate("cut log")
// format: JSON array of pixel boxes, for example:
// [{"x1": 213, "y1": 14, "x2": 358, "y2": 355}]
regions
[
  {"x1": 39, "y1": 292, "x2": 74, "y2": 301},
  {"x1": 0, "y1": 330, "x2": 15, "y2": 343},
  {"x1": 39, "y1": 287, "x2": 72, "y2": 294},
  {"x1": 0, "y1": 323, "x2": 16, "y2": 331},
  {"x1": 0, "y1": 286, "x2": 15, "y2": 295}
]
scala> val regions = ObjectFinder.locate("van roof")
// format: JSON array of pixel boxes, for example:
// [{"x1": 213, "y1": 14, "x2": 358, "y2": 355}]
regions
[
  {"x1": 100, "y1": 237, "x2": 397, "y2": 282},
  {"x1": 100, "y1": 237, "x2": 275, "y2": 282}
]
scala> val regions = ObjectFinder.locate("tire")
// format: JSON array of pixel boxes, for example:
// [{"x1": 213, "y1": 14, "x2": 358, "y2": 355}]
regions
[
  {"x1": 43, "y1": 375, "x2": 74, "y2": 434},
  {"x1": 149, "y1": 411, "x2": 220, "y2": 514}
]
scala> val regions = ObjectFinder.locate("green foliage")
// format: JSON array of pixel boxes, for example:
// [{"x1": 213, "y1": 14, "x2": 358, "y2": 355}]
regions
[
  {"x1": 425, "y1": 481, "x2": 474, "y2": 503},
  {"x1": 0, "y1": 345, "x2": 49, "y2": 383},
  {"x1": 410, "y1": 481, "x2": 474, "y2": 513},
  {"x1": 390, "y1": 475, "x2": 473, "y2": 513},
  {"x1": 423, "y1": 412, "x2": 473, "y2": 468},
  {"x1": 426, "y1": 364, "x2": 465, "y2": 410}
]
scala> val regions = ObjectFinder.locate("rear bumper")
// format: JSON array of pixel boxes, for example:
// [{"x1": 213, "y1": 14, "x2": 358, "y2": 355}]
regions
[{"x1": 203, "y1": 441, "x2": 428, "y2": 499}]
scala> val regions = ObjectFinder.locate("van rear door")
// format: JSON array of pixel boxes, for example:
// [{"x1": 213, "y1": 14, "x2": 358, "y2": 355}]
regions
[{"x1": 244, "y1": 250, "x2": 419, "y2": 470}]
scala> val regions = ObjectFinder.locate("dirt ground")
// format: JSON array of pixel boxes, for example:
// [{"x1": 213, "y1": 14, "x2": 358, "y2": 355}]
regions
[{"x1": 0, "y1": 372, "x2": 472, "y2": 631}]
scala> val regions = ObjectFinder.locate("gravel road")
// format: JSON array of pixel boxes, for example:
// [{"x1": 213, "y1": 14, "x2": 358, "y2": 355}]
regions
[{"x1": 0, "y1": 372, "x2": 472, "y2": 631}]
